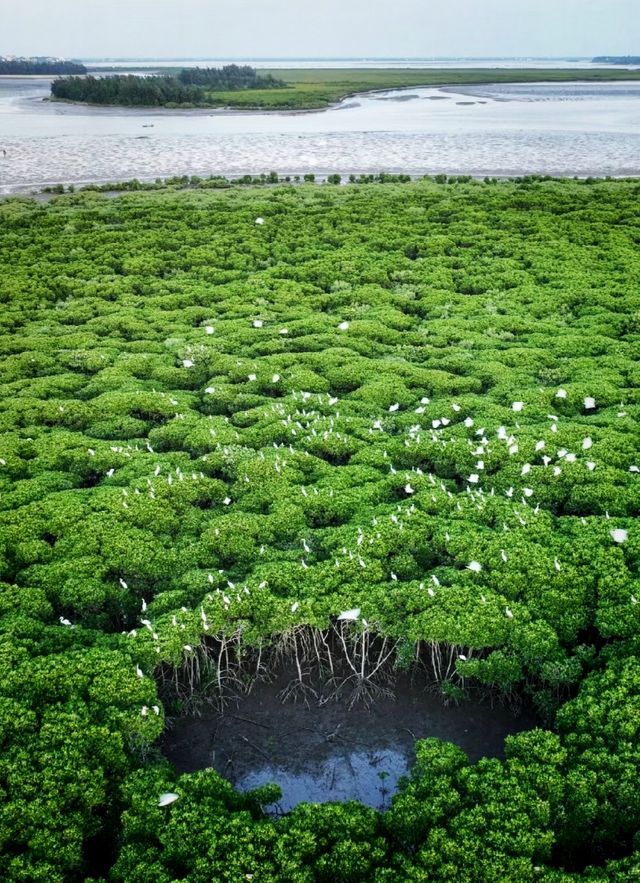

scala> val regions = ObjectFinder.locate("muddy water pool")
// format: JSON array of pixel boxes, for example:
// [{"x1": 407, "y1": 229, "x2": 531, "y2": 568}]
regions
[{"x1": 163, "y1": 670, "x2": 540, "y2": 812}]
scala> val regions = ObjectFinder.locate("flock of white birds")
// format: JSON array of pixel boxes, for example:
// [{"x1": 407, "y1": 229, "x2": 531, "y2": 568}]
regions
[{"x1": 116, "y1": 315, "x2": 636, "y2": 755}]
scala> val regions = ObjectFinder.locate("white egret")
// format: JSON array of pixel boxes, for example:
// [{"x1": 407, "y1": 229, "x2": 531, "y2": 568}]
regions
[{"x1": 338, "y1": 608, "x2": 360, "y2": 621}]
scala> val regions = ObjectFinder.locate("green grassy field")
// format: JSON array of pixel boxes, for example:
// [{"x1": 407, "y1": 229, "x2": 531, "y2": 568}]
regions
[
  {"x1": 1, "y1": 178, "x2": 640, "y2": 880},
  {"x1": 200, "y1": 66, "x2": 640, "y2": 109}
]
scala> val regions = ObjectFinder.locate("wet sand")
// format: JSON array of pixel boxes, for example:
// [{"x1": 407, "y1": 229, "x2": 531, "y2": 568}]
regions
[{"x1": 163, "y1": 668, "x2": 540, "y2": 812}]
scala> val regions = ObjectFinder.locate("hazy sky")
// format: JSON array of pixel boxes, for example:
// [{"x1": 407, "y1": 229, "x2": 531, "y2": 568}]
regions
[{"x1": 2, "y1": 0, "x2": 637, "y2": 59}]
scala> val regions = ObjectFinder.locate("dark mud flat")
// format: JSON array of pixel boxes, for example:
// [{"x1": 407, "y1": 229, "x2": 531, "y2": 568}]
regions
[{"x1": 163, "y1": 671, "x2": 540, "y2": 812}]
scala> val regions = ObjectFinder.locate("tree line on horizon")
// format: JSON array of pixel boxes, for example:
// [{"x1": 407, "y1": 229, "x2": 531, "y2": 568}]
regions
[{"x1": 0, "y1": 58, "x2": 86, "y2": 76}]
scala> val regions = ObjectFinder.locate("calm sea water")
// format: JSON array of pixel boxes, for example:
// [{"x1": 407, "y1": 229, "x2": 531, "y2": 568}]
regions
[{"x1": 0, "y1": 73, "x2": 639, "y2": 192}]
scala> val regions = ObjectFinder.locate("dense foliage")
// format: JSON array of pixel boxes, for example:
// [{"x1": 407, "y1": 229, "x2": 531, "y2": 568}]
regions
[
  {"x1": 51, "y1": 65, "x2": 285, "y2": 108},
  {"x1": 49, "y1": 66, "x2": 640, "y2": 109},
  {"x1": 0, "y1": 58, "x2": 86, "y2": 75},
  {"x1": 0, "y1": 179, "x2": 639, "y2": 881},
  {"x1": 177, "y1": 64, "x2": 284, "y2": 89}
]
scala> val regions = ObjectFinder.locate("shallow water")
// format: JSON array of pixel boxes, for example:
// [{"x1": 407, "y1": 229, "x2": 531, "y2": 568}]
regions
[
  {"x1": 1, "y1": 78, "x2": 639, "y2": 191},
  {"x1": 163, "y1": 672, "x2": 540, "y2": 812}
]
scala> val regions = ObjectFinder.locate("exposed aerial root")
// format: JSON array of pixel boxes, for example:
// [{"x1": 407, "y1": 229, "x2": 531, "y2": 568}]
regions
[
  {"x1": 157, "y1": 623, "x2": 502, "y2": 713},
  {"x1": 277, "y1": 678, "x2": 319, "y2": 706}
]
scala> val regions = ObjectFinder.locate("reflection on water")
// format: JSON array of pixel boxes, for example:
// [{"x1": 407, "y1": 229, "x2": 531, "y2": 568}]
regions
[
  {"x1": 236, "y1": 749, "x2": 407, "y2": 812},
  {"x1": 0, "y1": 79, "x2": 639, "y2": 191}
]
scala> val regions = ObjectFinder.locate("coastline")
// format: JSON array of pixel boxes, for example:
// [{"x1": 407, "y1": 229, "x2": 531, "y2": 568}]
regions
[{"x1": 42, "y1": 67, "x2": 640, "y2": 115}]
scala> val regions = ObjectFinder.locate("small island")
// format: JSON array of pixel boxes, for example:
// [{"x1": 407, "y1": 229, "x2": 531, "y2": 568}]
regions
[
  {"x1": 50, "y1": 64, "x2": 640, "y2": 110},
  {"x1": 51, "y1": 64, "x2": 285, "y2": 108}
]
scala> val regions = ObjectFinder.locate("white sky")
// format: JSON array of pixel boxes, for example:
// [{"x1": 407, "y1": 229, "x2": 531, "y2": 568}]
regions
[{"x1": 2, "y1": 0, "x2": 637, "y2": 59}]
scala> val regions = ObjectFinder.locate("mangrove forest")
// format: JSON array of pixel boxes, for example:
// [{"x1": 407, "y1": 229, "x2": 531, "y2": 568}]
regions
[{"x1": 0, "y1": 177, "x2": 639, "y2": 881}]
